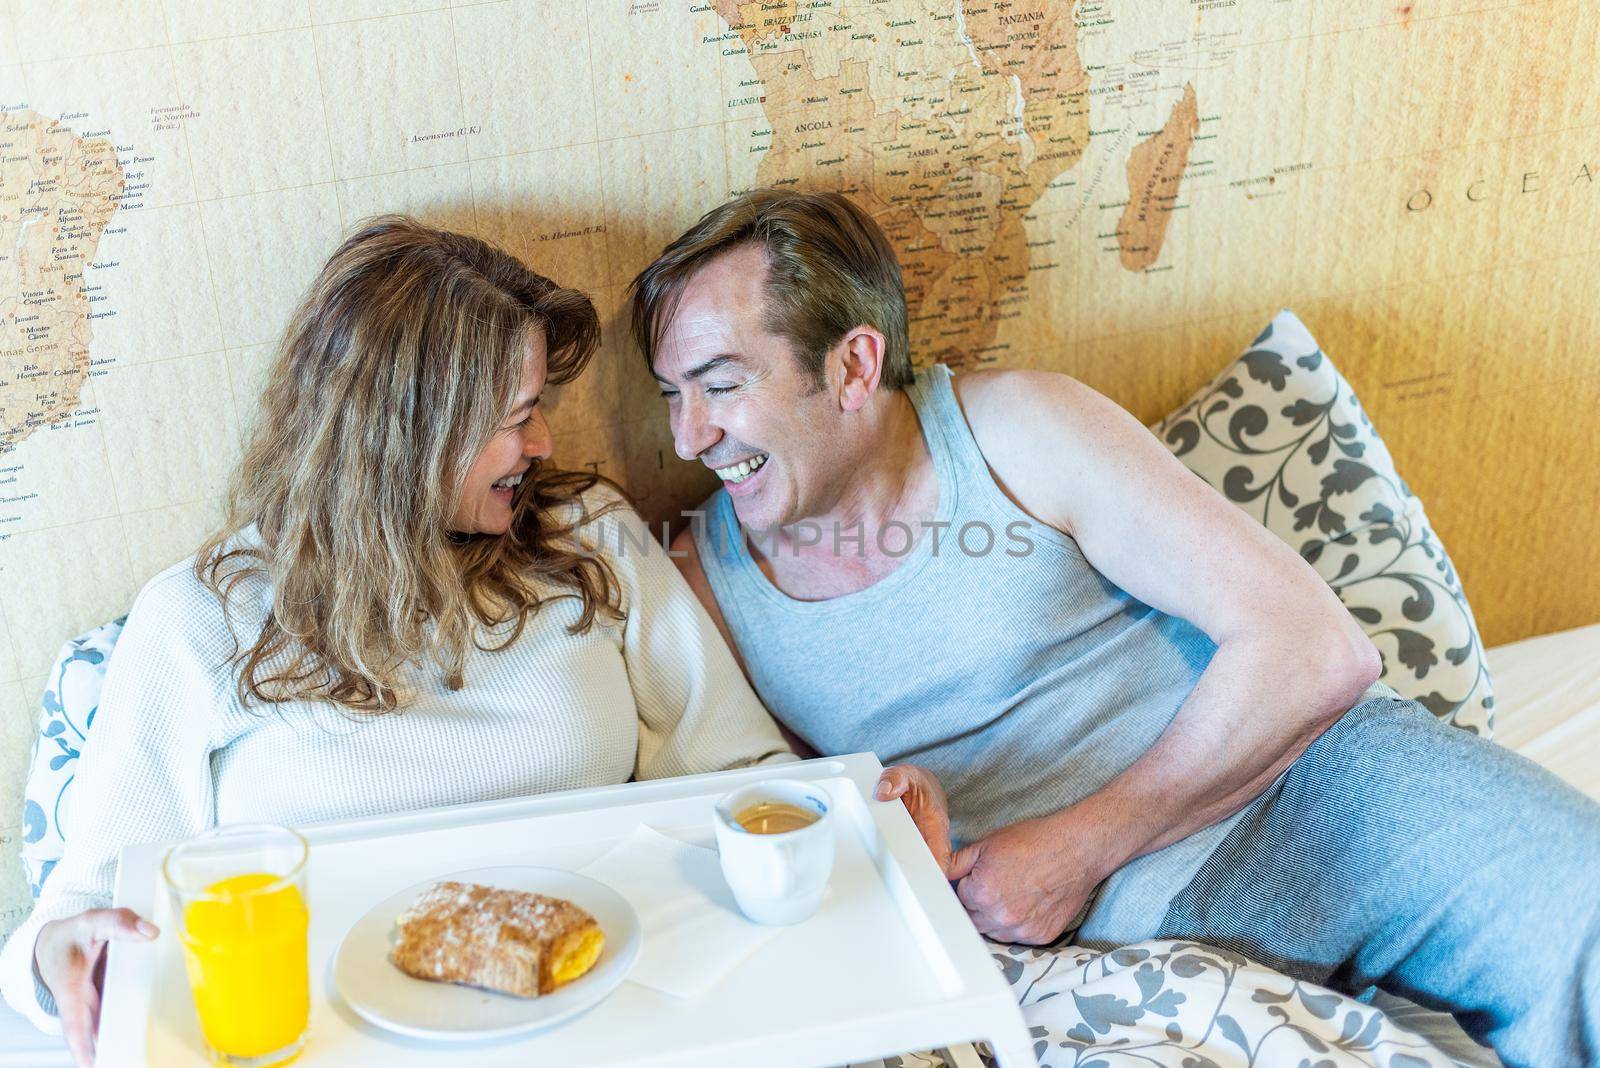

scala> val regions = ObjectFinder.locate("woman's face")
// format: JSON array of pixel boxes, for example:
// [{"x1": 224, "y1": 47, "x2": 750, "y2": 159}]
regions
[{"x1": 451, "y1": 333, "x2": 553, "y2": 535}]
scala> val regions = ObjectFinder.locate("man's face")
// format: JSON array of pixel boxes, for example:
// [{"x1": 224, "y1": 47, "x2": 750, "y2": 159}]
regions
[{"x1": 651, "y1": 245, "x2": 838, "y2": 530}]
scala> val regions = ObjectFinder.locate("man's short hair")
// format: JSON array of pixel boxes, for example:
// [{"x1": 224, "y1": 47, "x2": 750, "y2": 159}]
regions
[{"x1": 628, "y1": 188, "x2": 913, "y2": 391}]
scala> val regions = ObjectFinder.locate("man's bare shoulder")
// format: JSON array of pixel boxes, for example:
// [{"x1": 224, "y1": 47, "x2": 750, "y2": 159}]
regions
[
  {"x1": 947, "y1": 367, "x2": 1113, "y2": 524},
  {"x1": 947, "y1": 367, "x2": 1177, "y2": 543},
  {"x1": 950, "y1": 367, "x2": 1106, "y2": 434}
]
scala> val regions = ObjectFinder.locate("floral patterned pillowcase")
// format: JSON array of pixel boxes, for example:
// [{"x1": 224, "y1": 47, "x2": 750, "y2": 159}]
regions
[
  {"x1": 20, "y1": 616, "x2": 125, "y2": 899},
  {"x1": 983, "y1": 937, "x2": 1465, "y2": 1067},
  {"x1": 1152, "y1": 310, "x2": 1493, "y2": 736}
]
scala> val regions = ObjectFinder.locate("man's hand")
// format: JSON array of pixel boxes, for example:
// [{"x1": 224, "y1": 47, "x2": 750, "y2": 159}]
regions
[
  {"x1": 36, "y1": 908, "x2": 159, "y2": 1067},
  {"x1": 950, "y1": 809, "x2": 1115, "y2": 944},
  {"x1": 875, "y1": 764, "x2": 954, "y2": 877}
]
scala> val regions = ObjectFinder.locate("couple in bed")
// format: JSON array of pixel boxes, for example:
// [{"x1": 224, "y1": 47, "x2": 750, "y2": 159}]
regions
[{"x1": 7, "y1": 193, "x2": 1596, "y2": 1068}]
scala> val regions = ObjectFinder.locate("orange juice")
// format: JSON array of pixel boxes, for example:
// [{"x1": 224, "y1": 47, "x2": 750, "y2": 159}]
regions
[{"x1": 179, "y1": 873, "x2": 309, "y2": 1063}]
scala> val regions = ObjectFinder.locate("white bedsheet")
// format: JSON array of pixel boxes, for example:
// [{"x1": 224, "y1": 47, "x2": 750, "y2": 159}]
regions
[{"x1": 1488, "y1": 622, "x2": 1600, "y2": 800}]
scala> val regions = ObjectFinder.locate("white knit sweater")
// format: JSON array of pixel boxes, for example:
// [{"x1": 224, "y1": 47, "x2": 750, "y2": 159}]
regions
[{"x1": 0, "y1": 498, "x2": 792, "y2": 1031}]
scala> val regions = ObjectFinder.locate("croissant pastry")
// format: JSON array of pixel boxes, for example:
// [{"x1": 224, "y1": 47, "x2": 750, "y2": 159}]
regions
[{"x1": 390, "y1": 881, "x2": 605, "y2": 997}]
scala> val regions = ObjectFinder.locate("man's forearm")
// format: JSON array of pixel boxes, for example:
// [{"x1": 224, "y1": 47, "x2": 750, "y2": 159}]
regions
[{"x1": 1055, "y1": 622, "x2": 1380, "y2": 880}]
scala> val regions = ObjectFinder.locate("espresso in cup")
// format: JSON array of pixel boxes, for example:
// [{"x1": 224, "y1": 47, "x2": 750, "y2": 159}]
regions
[
  {"x1": 713, "y1": 779, "x2": 835, "y2": 925},
  {"x1": 735, "y1": 801, "x2": 820, "y2": 835}
]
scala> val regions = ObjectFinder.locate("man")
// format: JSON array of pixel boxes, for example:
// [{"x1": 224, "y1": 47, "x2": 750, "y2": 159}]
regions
[{"x1": 629, "y1": 189, "x2": 1599, "y2": 1067}]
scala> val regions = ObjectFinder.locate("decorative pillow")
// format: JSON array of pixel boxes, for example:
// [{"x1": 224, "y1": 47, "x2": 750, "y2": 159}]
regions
[
  {"x1": 1152, "y1": 310, "x2": 1493, "y2": 736},
  {"x1": 22, "y1": 616, "x2": 126, "y2": 898}
]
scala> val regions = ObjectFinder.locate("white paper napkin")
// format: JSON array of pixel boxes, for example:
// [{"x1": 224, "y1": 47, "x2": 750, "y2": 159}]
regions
[{"x1": 576, "y1": 824, "x2": 780, "y2": 999}]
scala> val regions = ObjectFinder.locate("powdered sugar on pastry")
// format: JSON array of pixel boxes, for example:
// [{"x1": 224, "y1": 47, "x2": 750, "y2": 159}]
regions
[{"x1": 390, "y1": 880, "x2": 604, "y2": 997}]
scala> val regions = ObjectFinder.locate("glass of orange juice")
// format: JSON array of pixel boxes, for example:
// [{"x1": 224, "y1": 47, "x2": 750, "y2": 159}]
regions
[{"x1": 162, "y1": 824, "x2": 310, "y2": 1067}]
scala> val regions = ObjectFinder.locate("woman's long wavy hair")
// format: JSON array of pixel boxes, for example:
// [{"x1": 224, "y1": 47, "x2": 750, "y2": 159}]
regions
[{"x1": 196, "y1": 214, "x2": 622, "y2": 713}]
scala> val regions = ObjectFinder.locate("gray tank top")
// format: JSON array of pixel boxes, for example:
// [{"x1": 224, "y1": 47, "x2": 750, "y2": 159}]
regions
[{"x1": 694, "y1": 365, "x2": 1253, "y2": 940}]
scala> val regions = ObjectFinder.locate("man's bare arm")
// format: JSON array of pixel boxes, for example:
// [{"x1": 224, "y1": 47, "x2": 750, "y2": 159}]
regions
[{"x1": 949, "y1": 368, "x2": 1380, "y2": 938}]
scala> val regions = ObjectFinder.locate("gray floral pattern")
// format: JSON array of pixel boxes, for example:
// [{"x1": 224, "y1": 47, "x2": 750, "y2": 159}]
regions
[
  {"x1": 1152, "y1": 311, "x2": 1493, "y2": 736},
  {"x1": 848, "y1": 938, "x2": 1462, "y2": 1068},
  {"x1": 983, "y1": 938, "x2": 1458, "y2": 1067}
]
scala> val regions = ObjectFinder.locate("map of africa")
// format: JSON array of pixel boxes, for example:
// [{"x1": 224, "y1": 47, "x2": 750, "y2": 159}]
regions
[{"x1": 0, "y1": 2, "x2": 1597, "y2": 924}]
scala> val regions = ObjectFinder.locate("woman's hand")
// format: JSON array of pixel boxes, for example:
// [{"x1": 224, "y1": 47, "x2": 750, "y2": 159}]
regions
[
  {"x1": 875, "y1": 764, "x2": 954, "y2": 877},
  {"x1": 35, "y1": 908, "x2": 159, "y2": 1067}
]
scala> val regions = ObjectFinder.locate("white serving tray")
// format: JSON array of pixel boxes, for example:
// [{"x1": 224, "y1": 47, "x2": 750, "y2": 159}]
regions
[{"x1": 100, "y1": 754, "x2": 1037, "y2": 1068}]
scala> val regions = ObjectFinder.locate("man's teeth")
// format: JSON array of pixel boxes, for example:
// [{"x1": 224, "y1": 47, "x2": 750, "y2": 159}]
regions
[
  {"x1": 492, "y1": 473, "x2": 523, "y2": 490},
  {"x1": 715, "y1": 454, "x2": 768, "y2": 484}
]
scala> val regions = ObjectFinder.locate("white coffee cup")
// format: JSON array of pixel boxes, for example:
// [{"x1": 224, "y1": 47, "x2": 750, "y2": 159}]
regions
[{"x1": 712, "y1": 779, "x2": 835, "y2": 925}]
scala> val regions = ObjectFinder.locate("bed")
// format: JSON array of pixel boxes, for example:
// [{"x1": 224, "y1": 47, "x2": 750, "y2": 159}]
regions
[{"x1": 0, "y1": 624, "x2": 1594, "y2": 1067}]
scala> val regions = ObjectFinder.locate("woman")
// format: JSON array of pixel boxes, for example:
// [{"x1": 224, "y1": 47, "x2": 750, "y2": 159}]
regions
[{"x1": 0, "y1": 215, "x2": 792, "y2": 1064}]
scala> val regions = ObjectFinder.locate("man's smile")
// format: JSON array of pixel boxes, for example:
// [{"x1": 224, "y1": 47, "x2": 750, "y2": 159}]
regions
[{"x1": 711, "y1": 453, "x2": 768, "y2": 484}]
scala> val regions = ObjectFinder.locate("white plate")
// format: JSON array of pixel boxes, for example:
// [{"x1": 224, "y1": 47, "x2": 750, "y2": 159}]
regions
[{"x1": 332, "y1": 865, "x2": 642, "y2": 1041}]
